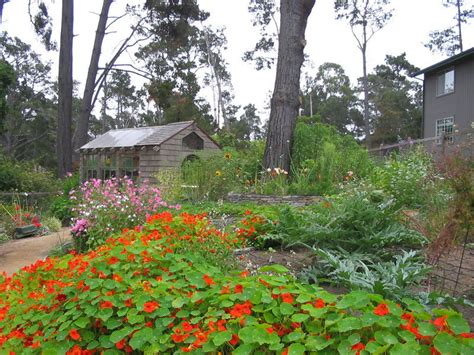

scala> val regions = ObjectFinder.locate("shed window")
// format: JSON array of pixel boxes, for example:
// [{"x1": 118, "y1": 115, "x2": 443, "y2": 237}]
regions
[
  {"x1": 436, "y1": 69, "x2": 455, "y2": 96},
  {"x1": 182, "y1": 132, "x2": 204, "y2": 150},
  {"x1": 103, "y1": 155, "x2": 117, "y2": 179},
  {"x1": 436, "y1": 117, "x2": 454, "y2": 144},
  {"x1": 121, "y1": 156, "x2": 140, "y2": 181},
  {"x1": 85, "y1": 155, "x2": 98, "y2": 179}
]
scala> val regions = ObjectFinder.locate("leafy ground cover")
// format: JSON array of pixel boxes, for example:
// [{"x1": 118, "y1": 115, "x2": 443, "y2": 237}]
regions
[{"x1": 0, "y1": 212, "x2": 472, "y2": 354}]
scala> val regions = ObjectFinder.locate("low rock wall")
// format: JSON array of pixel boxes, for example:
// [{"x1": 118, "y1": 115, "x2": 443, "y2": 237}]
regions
[{"x1": 227, "y1": 193, "x2": 323, "y2": 206}]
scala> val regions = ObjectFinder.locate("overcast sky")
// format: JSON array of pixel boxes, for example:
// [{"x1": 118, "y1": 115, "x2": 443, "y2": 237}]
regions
[{"x1": 2, "y1": 0, "x2": 474, "y2": 120}]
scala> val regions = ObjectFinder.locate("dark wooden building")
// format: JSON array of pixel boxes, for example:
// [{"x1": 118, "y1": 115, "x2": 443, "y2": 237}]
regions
[
  {"x1": 78, "y1": 121, "x2": 220, "y2": 182},
  {"x1": 413, "y1": 47, "x2": 474, "y2": 143}
]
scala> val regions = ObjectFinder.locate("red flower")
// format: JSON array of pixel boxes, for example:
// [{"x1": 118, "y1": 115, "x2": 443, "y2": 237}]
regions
[
  {"x1": 229, "y1": 301, "x2": 253, "y2": 318},
  {"x1": 143, "y1": 301, "x2": 159, "y2": 313},
  {"x1": 373, "y1": 303, "x2": 390, "y2": 316},
  {"x1": 108, "y1": 256, "x2": 119, "y2": 265},
  {"x1": 314, "y1": 298, "x2": 325, "y2": 308},
  {"x1": 124, "y1": 299, "x2": 133, "y2": 307},
  {"x1": 221, "y1": 285, "x2": 230, "y2": 294},
  {"x1": 203, "y1": 274, "x2": 215, "y2": 286},
  {"x1": 234, "y1": 284, "x2": 243, "y2": 294},
  {"x1": 116, "y1": 339, "x2": 127, "y2": 350},
  {"x1": 217, "y1": 319, "x2": 227, "y2": 331},
  {"x1": 69, "y1": 329, "x2": 81, "y2": 341},
  {"x1": 460, "y1": 333, "x2": 474, "y2": 338},
  {"x1": 280, "y1": 293, "x2": 294, "y2": 304},
  {"x1": 182, "y1": 322, "x2": 193, "y2": 332},
  {"x1": 351, "y1": 342, "x2": 365, "y2": 354},
  {"x1": 100, "y1": 301, "x2": 114, "y2": 309},
  {"x1": 433, "y1": 316, "x2": 447, "y2": 329},
  {"x1": 266, "y1": 327, "x2": 274, "y2": 334},
  {"x1": 229, "y1": 333, "x2": 239, "y2": 346}
]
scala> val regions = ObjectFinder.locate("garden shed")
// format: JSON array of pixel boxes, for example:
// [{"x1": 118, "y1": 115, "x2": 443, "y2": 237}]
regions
[{"x1": 78, "y1": 121, "x2": 220, "y2": 183}]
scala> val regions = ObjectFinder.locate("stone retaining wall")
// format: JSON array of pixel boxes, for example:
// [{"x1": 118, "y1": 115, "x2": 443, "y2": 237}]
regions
[{"x1": 227, "y1": 193, "x2": 323, "y2": 206}]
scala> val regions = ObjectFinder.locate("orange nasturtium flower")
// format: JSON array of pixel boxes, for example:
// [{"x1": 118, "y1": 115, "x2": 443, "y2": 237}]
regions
[
  {"x1": 99, "y1": 301, "x2": 114, "y2": 309},
  {"x1": 202, "y1": 274, "x2": 215, "y2": 286},
  {"x1": 143, "y1": 301, "x2": 159, "y2": 313},
  {"x1": 280, "y1": 293, "x2": 294, "y2": 304},
  {"x1": 373, "y1": 303, "x2": 390, "y2": 316},
  {"x1": 69, "y1": 329, "x2": 81, "y2": 341}
]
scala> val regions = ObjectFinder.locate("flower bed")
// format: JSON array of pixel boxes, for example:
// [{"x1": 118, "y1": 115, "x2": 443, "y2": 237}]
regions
[{"x1": 0, "y1": 212, "x2": 472, "y2": 353}]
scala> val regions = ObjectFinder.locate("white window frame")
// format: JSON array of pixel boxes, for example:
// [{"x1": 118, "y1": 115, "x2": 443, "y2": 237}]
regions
[
  {"x1": 436, "y1": 117, "x2": 454, "y2": 144},
  {"x1": 436, "y1": 68, "x2": 455, "y2": 96}
]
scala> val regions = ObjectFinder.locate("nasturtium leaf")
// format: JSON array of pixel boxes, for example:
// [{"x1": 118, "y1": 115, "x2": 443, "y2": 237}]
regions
[
  {"x1": 418, "y1": 322, "x2": 437, "y2": 336},
  {"x1": 99, "y1": 334, "x2": 114, "y2": 348},
  {"x1": 212, "y1": 330, "x2": 232, "y2": 346},
  {"x1": 337, "y1": 317, "x2": 362, "y2": 332},
  {"x1": 288, "y1": 342, "x2": 306, "y2": 355},
  {"x1": 305, "y1": 335, "x2": 334, "y2": 351},
  {"x1": 172, "y1": 297, "x2": 185, "y2": 308},
  {"x1": 296, "y1": 293, "x2": 312, "y2": 303},
  {"x1": 280, "y1": 302, "x2": 295, "y2": 315},
  {"x1": 269, "y1": 342, "x2": 284, "y2": 351},
  {"x1": 389, "y1": 342, "x2": 420, "y2": 355},
  {"x1": 102, "y1": 349, "x2": 122, "y2": 355},
  {"x1": 97, "y1": 308, "x2": 113, "y2": 322},
  {"x1": 374, "y1": 330, "x2": 399, "y2": 345},
  {"x1": 109, "y1": 326, "x2": 133, "y2": 343},
  {"x1": 365, "y1": 341, "x2": 390, "y2": 354},
  {"x1": 433, "y1": 332, "x2": 461, "y2": 354},
  {"x1": 347, "y1": 333, "x2": 361, "y2": 345},
  {"x1": 447, "y1": 314, "x2": 470, "y2": 335},
  {"x1": 291, "y1": 313, "x2": 309, "y2": 323},
  {"x1": 259, "y1": 264, "x2": 289, "y2": 274},
  {"x1": 233, "y1": 343, "x2": 255, "y2": 355},
  {"x1": 105, "y1": 318, "x2": 122, "y2": 330},
  {"x1": 220, "y1": 300, "x2": 234, "y2": 308},
  {"x1": 286, "y1": 331, "x2": 305, "y2": 342},
  {"x1": 103, "y1": 279, "x2": 116, "y2": 290}
]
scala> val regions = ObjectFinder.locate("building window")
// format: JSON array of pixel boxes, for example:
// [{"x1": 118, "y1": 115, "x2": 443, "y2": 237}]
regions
[
  {"x1": 436, "y1": 69, "x2": 455, "y2": 96},
  {"x1": 436, "y1": 117, "x2": 454, "y2": 144},
  {"x1": 103, "y1": 155, "x2": 117, "y2": 179},
  {"x1": 85, "y1": 154, "x2": 98, "y2": 180},
  {"x1": 182, "y1": 132, "x2": 204, "y2": 150},
  {"x1": 120, "y1": 155, "x2": 140, "y2": 181}
]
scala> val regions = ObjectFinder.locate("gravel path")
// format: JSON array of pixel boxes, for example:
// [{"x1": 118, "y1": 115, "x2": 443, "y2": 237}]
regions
[{"x1": 0, "y1": 228, "x2": 71, "y2": 275}]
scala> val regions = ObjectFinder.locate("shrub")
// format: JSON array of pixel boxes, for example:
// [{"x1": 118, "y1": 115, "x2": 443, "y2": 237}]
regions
[
  {"x1": 290, "y1": 120, "x2": 373, "y2": 195},
  {"x1": 42, "y1": 216, "x2": 62, "y2": 232},
  {"x1": 181, "y1": 149, "x2": 246, "y2": 201},
  {"x1": 369, "y1": 147, "x2": 443, "y2": 209},
  {"x1": 0, "y1": 213, "x2": 471, "y2": 353},
  {"x1": 70, "y1": 177, "x2": 179, "y2": 251},
  {"x1": 262, "y1": 189, "x2": 426, "y2": 254},
  {"x1": 49, "y1": 195, "x2": 73, "y2": 223},
  {"x1": 0, "y1": 156, "x2": 59, "y2": 193}
]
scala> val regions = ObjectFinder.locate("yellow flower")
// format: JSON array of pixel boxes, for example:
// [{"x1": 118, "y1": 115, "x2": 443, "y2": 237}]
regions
[
  {"x1": 224, "y1": 152, "x2": 232, "y2": 160},
  {"x1": 215, "y1": 170, "x2": 222, "y2": 177}
]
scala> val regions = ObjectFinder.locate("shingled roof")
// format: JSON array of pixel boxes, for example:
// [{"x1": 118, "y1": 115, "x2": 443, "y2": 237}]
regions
[{"x1": 79, "y1": 121, "x2": 195, "y2": 151}]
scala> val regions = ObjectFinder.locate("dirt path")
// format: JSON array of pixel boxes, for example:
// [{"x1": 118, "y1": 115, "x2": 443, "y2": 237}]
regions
[{"x1": 0, "y1": 228, "x2": 71, "y2": 275}]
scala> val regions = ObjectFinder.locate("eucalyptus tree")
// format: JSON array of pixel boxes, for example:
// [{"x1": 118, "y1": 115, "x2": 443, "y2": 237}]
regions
[
  {"x1": 334, "y1": 0, "x2": 393, "y2": 147},
  {"x1": 262, "y1": 0, "x2": 316, "y2": 172},
  {"x1": 425, "y1": 0, "x2": 473, "y2": 55}
]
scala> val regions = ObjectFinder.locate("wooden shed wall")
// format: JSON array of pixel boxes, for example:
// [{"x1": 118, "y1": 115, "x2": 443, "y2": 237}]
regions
[{"x1": 139, "y1": 125, "x2": 220, "y2": 183}]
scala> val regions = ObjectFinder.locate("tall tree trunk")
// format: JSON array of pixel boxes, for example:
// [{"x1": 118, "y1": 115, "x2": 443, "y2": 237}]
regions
[
  {"x1": 57, "y1": 0, "x2": 73, "y2": 177},
  {"x1": 362, "y1": 45, "x2": 371, "y2": 147},
  {"x1": 73, "y1": 0, "x2": 113, "y2": 158},
  {"x1": 263, "y1": 0, "x2": 315, "y2": 172},
  {"x1": 456, "y1": 0, "x2": 463, "y2": 52}
]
